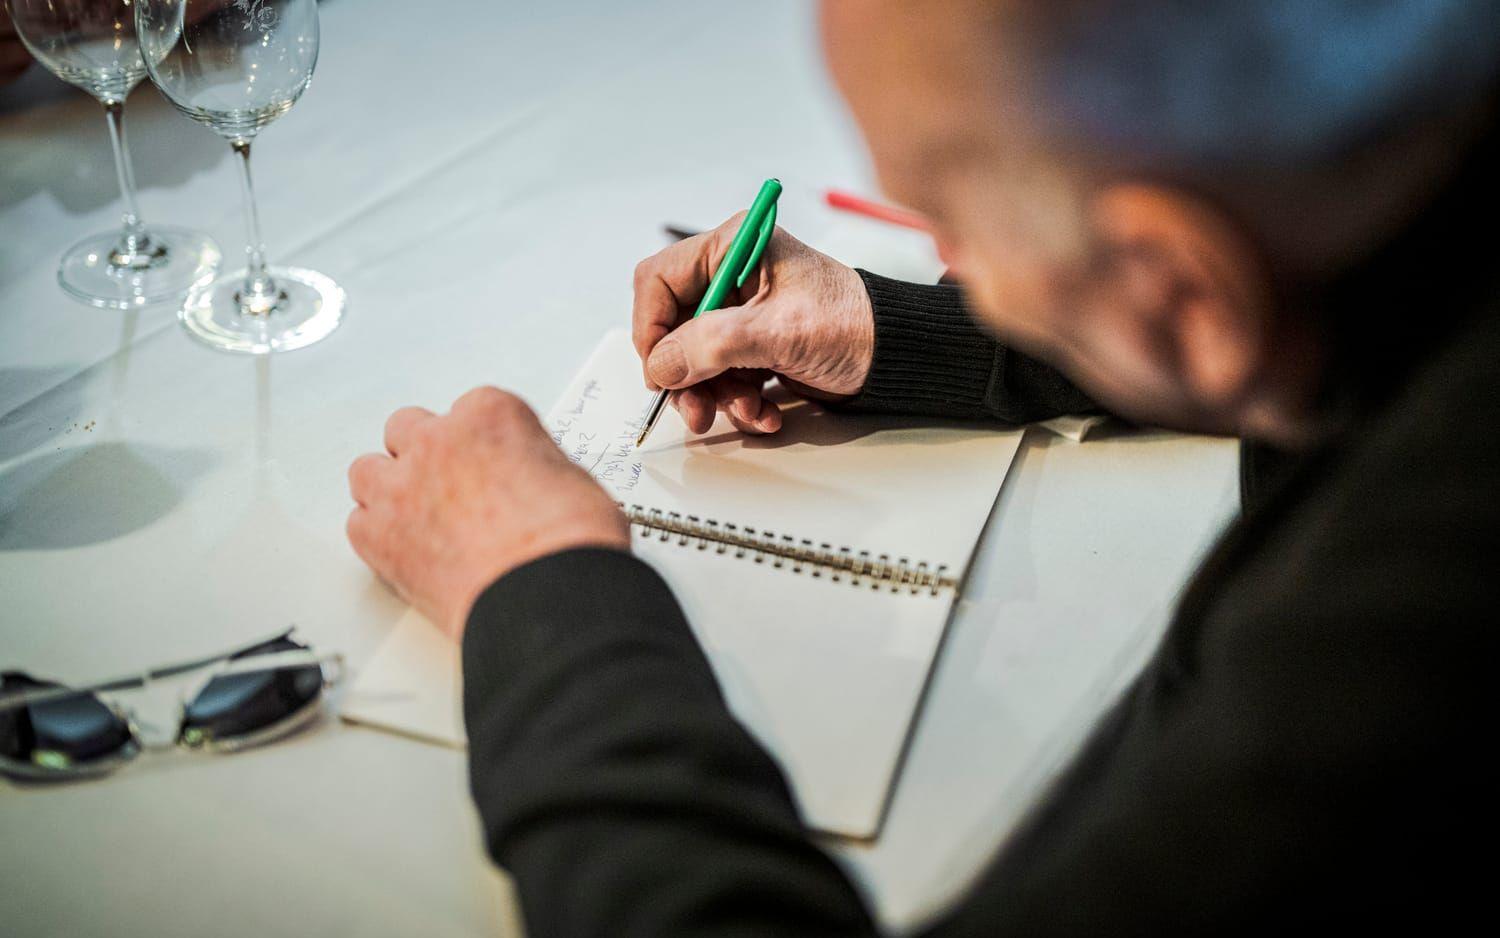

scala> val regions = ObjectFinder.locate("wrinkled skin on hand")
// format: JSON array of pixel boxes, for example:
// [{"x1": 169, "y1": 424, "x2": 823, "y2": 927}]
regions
[{"x1": 631, "y1": 214, "x2": 876, "y2": 435}]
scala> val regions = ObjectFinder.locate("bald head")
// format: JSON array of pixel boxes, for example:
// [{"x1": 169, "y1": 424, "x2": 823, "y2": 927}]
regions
[
  {"x1": 824, "y1": 0, "x2": 1500, "y2": 276},
  {"x1": 818, "y1": 0, "x2": 1499, "y2": 442}
]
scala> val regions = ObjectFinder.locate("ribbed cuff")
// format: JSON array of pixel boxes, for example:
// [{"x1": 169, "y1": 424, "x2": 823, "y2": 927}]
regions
[{"x1": 842, "y1": 269, "x2": 1002, "y2": 418}]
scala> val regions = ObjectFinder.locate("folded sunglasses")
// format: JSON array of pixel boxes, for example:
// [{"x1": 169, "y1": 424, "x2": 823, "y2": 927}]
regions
[{"x1": 1, "y1": 630, "x2": 342, "y2": 781}]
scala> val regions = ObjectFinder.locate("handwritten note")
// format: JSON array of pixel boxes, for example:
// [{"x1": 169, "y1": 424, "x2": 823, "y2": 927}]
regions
[{"x1": 544, "y1": 339, "x2": 654, "y2": 498}]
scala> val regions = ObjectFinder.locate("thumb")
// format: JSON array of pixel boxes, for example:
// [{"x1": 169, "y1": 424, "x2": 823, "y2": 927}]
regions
[{"x1": 645, "y1": 308, "x2": 771, "y2": 389}]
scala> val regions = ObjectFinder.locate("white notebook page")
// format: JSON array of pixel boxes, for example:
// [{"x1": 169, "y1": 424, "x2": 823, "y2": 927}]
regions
[{"x1": 344, "y1": 329, "x2": 1023, "y2": 837}]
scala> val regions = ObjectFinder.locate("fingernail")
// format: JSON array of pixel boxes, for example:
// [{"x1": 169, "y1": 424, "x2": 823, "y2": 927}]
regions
[{"x1": 648, "y1": 338, "x2": 689, "y2": 386}]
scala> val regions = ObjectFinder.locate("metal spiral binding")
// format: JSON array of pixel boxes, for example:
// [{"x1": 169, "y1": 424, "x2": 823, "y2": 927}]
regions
[{"x1": 621, "y1": 504, "x2": 956, "y2": 596}]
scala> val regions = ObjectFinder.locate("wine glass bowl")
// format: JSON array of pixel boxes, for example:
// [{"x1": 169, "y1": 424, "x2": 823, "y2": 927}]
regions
[
  {"x1": 137, "y1": 0, "x2": 317, "y2": 141},
  {"x1": 10, "y1": 1, "x2": 147, "y2": 101},
  {"x1": 136, "y1": 0, "x2": 342, "y2": 354},
  {"x1": 6, "y1": 0, "x2": 220, "y2": 309}
]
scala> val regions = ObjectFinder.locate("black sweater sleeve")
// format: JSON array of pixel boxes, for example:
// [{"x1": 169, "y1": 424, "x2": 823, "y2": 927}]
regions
[
  {"x1": 462, "y1": 548, "x2": 877, "y2": 938},
  {"x1": 840, "y1": 270, "x2": 1099, "y2": 423}
]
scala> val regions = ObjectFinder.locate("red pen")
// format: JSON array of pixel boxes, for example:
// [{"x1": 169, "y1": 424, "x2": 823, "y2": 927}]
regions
[{"x1": 824, "y1": 189, "x2": 930, "y2": 231}]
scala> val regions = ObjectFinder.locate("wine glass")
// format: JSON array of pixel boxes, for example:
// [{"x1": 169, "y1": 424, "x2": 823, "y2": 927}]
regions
[
  {"x1": 6, "y1": 0, "x2": 221, "y2": 310},
  {"x1": 136, "y1": 0, "x2": 343, "y2": 354}
]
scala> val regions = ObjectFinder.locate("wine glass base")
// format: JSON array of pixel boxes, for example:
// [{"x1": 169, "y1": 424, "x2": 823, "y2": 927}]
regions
[
  {"x1": 58, "y1": 226, "x2": 221, "y2": 310},
  {"x1": 180, "y1": 266, "x2": 345, "y2": 354}
]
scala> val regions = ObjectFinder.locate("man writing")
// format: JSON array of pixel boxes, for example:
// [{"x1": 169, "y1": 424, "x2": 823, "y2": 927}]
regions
[{"x1": 347, "y1": 1, "x2": 1498, "y2": 932}]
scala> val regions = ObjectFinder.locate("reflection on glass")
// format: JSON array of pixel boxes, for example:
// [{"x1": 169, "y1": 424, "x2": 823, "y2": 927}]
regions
[{"x1": 137, "y1": 0, "x2": 342, "y2": 354}]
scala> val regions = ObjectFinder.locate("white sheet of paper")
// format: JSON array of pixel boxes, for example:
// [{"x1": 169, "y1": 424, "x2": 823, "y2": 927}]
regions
[
  {"x1": 343, "y1": 329, "x2": 1022, "y2": 837},
  {"x1": 340, "y1": 607, "x2": 464, "y2": 749}
]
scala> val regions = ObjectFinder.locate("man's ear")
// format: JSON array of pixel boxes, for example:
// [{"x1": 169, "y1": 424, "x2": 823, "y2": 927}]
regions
[{"x1": 1091, "y1": 184, "x2": 1272, "y2": 413}]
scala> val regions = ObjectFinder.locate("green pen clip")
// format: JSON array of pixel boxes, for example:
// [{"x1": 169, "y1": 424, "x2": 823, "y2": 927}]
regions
[{"x1": 736, "y1": 202, "x2": 777, "y2": 289}]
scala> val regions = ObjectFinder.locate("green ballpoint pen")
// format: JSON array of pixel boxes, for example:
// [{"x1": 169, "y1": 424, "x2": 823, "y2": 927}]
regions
[{"x1": 635, "y1": 178, "x2": 783, "y2": 448}]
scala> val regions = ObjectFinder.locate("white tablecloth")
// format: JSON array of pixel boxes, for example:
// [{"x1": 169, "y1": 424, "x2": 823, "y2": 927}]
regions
[{"x1": 0, "y1": 2, "x2": 1238, "y2": 934}]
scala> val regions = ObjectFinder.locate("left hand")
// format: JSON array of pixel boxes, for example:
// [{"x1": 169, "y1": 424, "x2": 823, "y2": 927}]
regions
[{"x1": 347, "y1": 386, "x2": 630, "y2": 638}]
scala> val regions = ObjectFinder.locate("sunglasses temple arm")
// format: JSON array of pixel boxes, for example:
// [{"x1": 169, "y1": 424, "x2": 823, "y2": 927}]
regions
[
  {"x1": 202, "y1": 650, "x2": 345, "y2": 682},
  {"x1": 145, "y1": 627, "x2": 300, "y2": 682},
  {"x1": 0, "y1": 672, "x2": 154, "y2": 713},
  {"x1": 0, "y1": 641, "x2": 333, "y2": 714},
  {"x1": 58, "y1": 627, "x2": 300, "y2": 698}
]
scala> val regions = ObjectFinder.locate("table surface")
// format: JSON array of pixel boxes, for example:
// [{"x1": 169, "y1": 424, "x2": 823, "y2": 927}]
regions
[{"x1": 0, "y1": 2, "x2": 1239, "y2": 934}]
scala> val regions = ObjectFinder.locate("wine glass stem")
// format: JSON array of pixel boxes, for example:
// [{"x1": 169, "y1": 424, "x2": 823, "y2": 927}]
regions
[
  {"x1": 102, "y1": 100, "x2": 157, "y2": 268},
  {"x1": 231, "y1": 139, "x2": 280, "y2": 316}
]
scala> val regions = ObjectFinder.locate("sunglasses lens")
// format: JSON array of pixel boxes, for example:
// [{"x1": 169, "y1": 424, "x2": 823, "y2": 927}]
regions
[
  {"x1": 178, "y1": 637, "x2": 324, "y2": 750},
  {"x1": 0, "y1": 673, "x2": 137, "y2": 778}
]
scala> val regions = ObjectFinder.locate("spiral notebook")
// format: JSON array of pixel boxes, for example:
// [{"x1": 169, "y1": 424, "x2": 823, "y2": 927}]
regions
[{"x1": 343, "y1": 329, "x2": 1023, "y2": 838}]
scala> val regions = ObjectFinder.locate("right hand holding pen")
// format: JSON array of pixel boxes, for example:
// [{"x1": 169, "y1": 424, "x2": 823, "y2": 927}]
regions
[{"x1": 631, "y1": 214, "x2": 875, "y2": 435}]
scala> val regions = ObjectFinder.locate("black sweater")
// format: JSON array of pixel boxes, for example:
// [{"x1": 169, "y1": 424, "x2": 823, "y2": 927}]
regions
[{"x1": 462, "y1": 188, "x2": 1500, "y2": 933}]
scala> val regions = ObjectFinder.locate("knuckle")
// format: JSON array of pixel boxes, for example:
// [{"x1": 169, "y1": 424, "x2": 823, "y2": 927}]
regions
[
  {"x1": 407, "y1": 415, "x2": 438, "y2": 445},
  {"x1": 472, "y1": 386, "x2": 536, "y2": 428},
  {"x1": 474, "y1": 384, "x2": 507, "y2": 405},
  {"x1": 345, "y1": 509, "x2": 369, "y2": 548},
  {"x1": 348, "y1": 456, "x2": 370, "y2": 490},
  {"x1": 351, "y1": 453, "x2": 384, "y2": 489},
  {"x1": 459, "y1": 384, "x2": 508, "y2": 413},
  {"x1": 493, "y1": 389, "x2": 527, "y2": 416}
]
